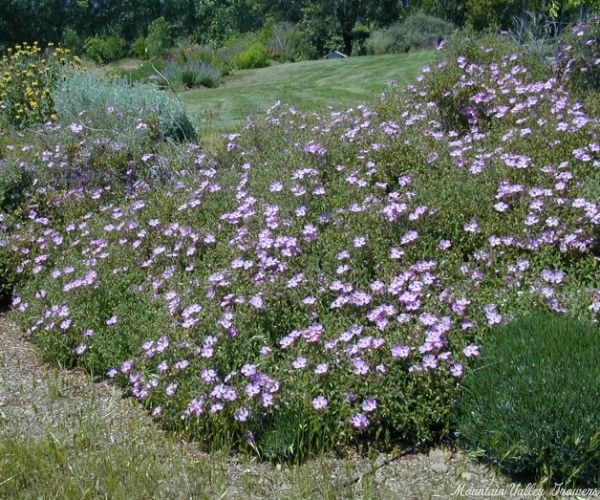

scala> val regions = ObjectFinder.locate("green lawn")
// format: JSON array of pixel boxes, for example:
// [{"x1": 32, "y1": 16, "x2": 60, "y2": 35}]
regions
[{"x1": 179, "y1": 51, "x2": 434, "y2": 136}]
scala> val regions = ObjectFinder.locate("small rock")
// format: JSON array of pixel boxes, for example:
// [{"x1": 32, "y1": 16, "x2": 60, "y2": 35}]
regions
[
  {"x1": 460, "y1": 471, "x2": 477, "y2": 482},
  {"x1": 428, "y1": 449, "x2": 452, "y2": 463},
  {"x1": 430, "y1": 462, "x2": 449, "y2": 474},
  {"x1": 468, "y1": 463, "x2": 489, "y2": 474}
]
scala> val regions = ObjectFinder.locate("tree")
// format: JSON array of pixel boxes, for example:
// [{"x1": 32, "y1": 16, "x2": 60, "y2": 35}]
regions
[{"x1": 549, "y1": 0, "x2": 600, "y2": 21}]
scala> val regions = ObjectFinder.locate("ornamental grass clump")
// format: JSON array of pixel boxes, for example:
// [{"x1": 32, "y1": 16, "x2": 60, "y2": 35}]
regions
[
  {"x1": 0, "y1": 42, "x2": 83, "y2": 128},
  {"x1": 453, "y1": 313, "x2": 600, "y2": 488}
]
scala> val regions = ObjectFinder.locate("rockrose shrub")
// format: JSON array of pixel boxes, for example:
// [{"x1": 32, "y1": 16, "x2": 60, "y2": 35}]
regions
[
  {"x1": 555, "y1": 18, "x2": 600, "y2": 97},
  {"x1": 3, "y1": 28, "x2": 600, "y2": 467}
]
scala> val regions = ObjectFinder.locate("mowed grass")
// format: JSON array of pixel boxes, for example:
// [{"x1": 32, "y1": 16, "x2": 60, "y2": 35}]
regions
[{"x1": 179, "y1": 51, "x2": 434, "y2": 136}]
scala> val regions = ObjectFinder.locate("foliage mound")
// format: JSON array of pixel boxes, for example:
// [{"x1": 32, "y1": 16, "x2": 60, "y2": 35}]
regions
[
  {"x1": 233, "y1": 42, "x2": 270, "y2": 69},
  {"x1": 52, "y1": 73, "x2": 197, "y2": 142},
  {"x1": 2, "y1": 23, "x2": 600, "y2": 467},
  {"x1": 556, "y1": 18, "x2": 600, "y2": 98},
  {"x1": 83, "y1": 35, "x2": 128, "y2": 64},
  {"x1": 454, "y1": 313, "x2": 600, "y2": 487},
  {"x1": 366, "y1": 12, "x2": 455, "y2": 55}
]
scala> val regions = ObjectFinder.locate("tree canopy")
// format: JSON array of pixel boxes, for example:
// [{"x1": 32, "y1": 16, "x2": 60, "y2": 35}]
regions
[{"x1": 0, "y1": 0, "x2": 597, "y2": 56}]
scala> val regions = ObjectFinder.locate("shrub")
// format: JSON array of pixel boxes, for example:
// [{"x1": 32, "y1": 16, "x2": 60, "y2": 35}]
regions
[
  {"x1": 400, "y1": 11, "x2": 456, "y2": 50},
  {"x1": 83, "y1": 35, "x2": 127, "y2": 64},
  {"x1": 454, "y1": 313, "x2": 600, "y2": 487},
  {"x1": 414, "y1": 29, "x2": 520, "y2": 132},
  {"x1": 365, "y1": 23, "x2": 410, "y2": 55},
  {"x1": 180, "y1": 60, "x2": 222, "y2": 88},
  {"x1": 265, "y1": 22, "x2": 299, "y2": 62},
  {"x1": 5, "y1": 29, "x2": 600, "y2": 465},
  {"x1": 159, "y1": 61, "x2": 184, "y2": 90},
  {"x1": 465, "y1": 0, "x2": 499, "y2": 32},
  {"x1": 366, "y1": 12, "x2": 455, "y2": 55},
  {"x1": 61, "y1": 27, "x2": 84, "y2": 55},
  {"x1": 146, "y1": 17, "x2": 171, "y2": 59},
  {"x1": 0, "y1": 42, "x2": 82, "y2": 128},
  {"x1": 131, "y1": 36, "x2": 148, "y2": 60},
  {"x1": 0, "y1": 158, "x2": 36, "y2": 306},
  {"x1": 233, "y1": 42, "x2": 269, "y2": 69},
  {"x1": 52, "y1": 73, "x2": 197, "y2": 142},
  {"x1": 556, "y1": 19, "x2": 600, "y2": 98},
  {"x1": 187, "y1": 47, "x2": 232, "y2": 77}
]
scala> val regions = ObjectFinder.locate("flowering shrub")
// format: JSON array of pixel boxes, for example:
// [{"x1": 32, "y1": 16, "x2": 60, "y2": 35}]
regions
[
  {"x1": 555, "y1": 18, "x2": 600, "y2": 97},
  {"x1": 2, "y1": 26, "x2": 600, "y2": 464},
  {"x1": 0, "y1": 42, "x2": 82, "y2": 128}
]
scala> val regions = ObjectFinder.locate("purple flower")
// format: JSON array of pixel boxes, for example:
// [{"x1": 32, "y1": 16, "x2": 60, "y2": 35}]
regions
[
  {"x1": 314, "y1": 363, "x2": 329, "y2": 374},
  {"x1": 450, "y1": 363, "x2": 464, "y2": 377},
  {"x1": 463, "y1": 344, "x2": 480, "y2": 358},
  {"x1": 541, "y1": 269, "x2": 565, "y2": 284},
  {"x1": 312, "y1": 395, "x2": 328, "y2": 410},
  {"x1": 74, "y1": 343, "x2": 87, "y2": 355},
  {"x1": 391, "y1": 344, "x2": 411, "y2": 358},
  {"x1": 422, "y1": 354, "x2": 438, "y2": 370},
  {"x1": 68, "y1": 122, "x2": 84, "y2": 133},
  {"x1": 292, "y1": 357, "x2": 308, "y2": 369},
  {"x1": 304, "y1": 141, "x2": 327, "y2": 155},
  {"x1": 353, "y1": 236, "x2": 367, "y2": 248},
  {"x1": 352, "y1": 358, "x2": 369, "y2": 375},
  {"x1": 362, "y1": 398, "x2": 377, "y2": 413},
  {"x1": 401, "y1": 230, "x2": 419, "y2": 245},
  {"x1": 349, "y1": 413, "x2": 369, "y2": 430},
  {"x1": 173, "y1": 359, "x2": 189, "y2": 370},
  {"x1": 201, "y1": 368, "x2": 218, "y2": 383},
  {"x1": 234, "y1": 407, "x2": 251, "y2": 422},
  {"x1": 463, "y1": 220, "x2": 480, "y2": 233}
]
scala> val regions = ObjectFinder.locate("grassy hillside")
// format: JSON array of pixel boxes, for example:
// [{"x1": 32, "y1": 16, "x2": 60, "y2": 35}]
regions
[{"x1": 179, "y1": 51, "x2": 434, "y2": 135}]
